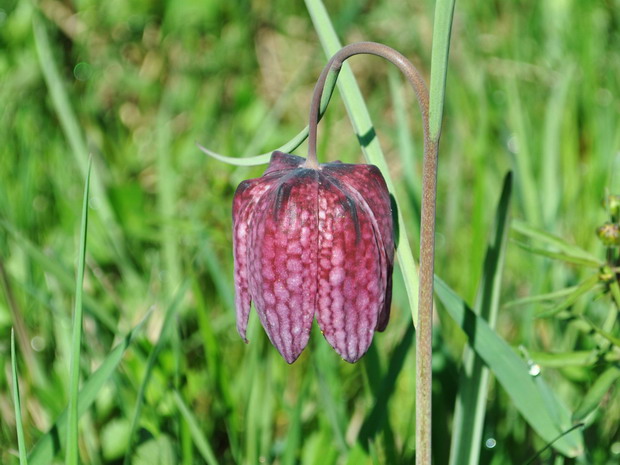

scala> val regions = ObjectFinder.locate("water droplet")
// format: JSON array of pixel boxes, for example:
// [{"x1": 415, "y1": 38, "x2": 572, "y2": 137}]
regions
[
  {"x1": 485, "y1": 438, "x2": 497, "y2": 449},
  {"x1": 528, "y1": 363, "x2": 541, "y2": 377},
  {"x1": 74, "y1": 62, "x2": 93, "y2": 81},
  {"x1": 507, "y1": 135, "x2": 519, "y2": 154},
  {"x1": 31, "y1": 335, "x2": 46, "y2": 352}
]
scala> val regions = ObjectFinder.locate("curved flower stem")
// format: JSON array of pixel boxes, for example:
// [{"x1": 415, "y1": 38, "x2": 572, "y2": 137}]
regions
[{"x1": 306, "y1": 41, "x2": 438, "y2": 464}]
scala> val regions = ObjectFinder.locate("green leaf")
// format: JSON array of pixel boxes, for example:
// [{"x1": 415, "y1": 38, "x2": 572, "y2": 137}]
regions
[
  {"x1": 449, "y1": 173, "x2": 512, "y2": 465},
  {"x1": 535, "y1": 274, "x2": 601, "y2": 318},
  {"x1": 33, "y1": 15, "x2": 135, "y2": 279},
  {"x1": 512, "y1": 220, "x2": 601, "y2": 264},
  {"x1": 11, "y1": 329, "x2": 29, "y2": 465},
  {"x1": 305, "y1": 0, "x2": 420, "y2": 326},
  {"x1": 0, "y1": 220, "x2": 116, "y2": 331},
  {"x1": 123, "y1": 283, "x2": 189, "y2": 464},
  {"x1": 573, "y1": 366, "x2": 620, "y2": 421},
  {"x1": 529, "y1": 350, "x2": 599, "y2": 368},
  {"x1": 429, "y1": 0, "x2": 456, "y2": 141},
  {"x1": 133, "y1": 436, "x2": 175, "y2": 465},
  {"x1": 435, "y1": 277, "x2": 584, "y2": 457},
  {"x1": 514, "y1": 241, "x2": 602, "y2": 268},
  {"x1": 196, "y1": 69, "x2": 340, "y2": 166},
  {"x1": 172, "y1": 391, "x2": 220, "y2": 465},
  {"x1": 503, "y1": 286, "x2": 581, "y2": 308},
  {"x1": 66, "y1": 158, "x2": 91, "y2": 465},
  {"x1": 27, "y1": 312, "x2": 152, "y2": 465}
]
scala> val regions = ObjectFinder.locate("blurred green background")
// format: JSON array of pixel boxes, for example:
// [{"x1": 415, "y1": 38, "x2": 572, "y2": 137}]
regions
[{"x1": 1, "y1": 0, "x2": 619, "y2": 463}]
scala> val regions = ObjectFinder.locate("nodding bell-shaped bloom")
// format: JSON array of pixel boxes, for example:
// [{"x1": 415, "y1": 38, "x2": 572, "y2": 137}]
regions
[{"x1": 233, "y1": 151, "x2": 394, "y2": 363}]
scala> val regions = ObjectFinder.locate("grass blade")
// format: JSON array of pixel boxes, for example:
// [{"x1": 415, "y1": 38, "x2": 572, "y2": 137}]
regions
[
  {"x1": 0, "y1": 220, "x2": 116, "y2": 331},
  {"x1": 123, "y1": 283, "x2": 188, "y2": 464},
  {"x1": 429, "y1": 0, "x2": 456, "y2": 141},
  {"x1": 65, "y1": 158, "x2": 92, "y2": 465},
  {"x1": 514, "y1": 241, "x2": 602, "y2": 268},
  {"x1": 11, "y1": 329, "x2": 29, "y2": 465},
  {"x1": 512, "y1": 220, "x2": 601, "y2": 263},
  {"x1": 503, "y1": 286, "x2": 581, "y2": 308},
  {"x1": 449, "y1": 173, "x2": 512, "y2": 465},
  {"x1": 172, "y1": 391, "x2": 220, "y2": 465},
  {"x1": 435, "y1": 277, "x2": 584, "y2": 457},
  {"x1": 573, "y1": 366, "x2": 620, "y2": 421},
  {"x1": 28, "y1": 311, "x2": 152, "y2": 465},
  {"x1": 305, "y1": 0, "x2": 420, "y2": 325},
  {"x1": 535, "y1": 274, "x2": 600, "y2": 318},
  {"x1": 32, "y1": 15, "x2": 135, "y2": 279},
  {"x1": 197, "y1": 69, "x2": 340, "y2": 166}
]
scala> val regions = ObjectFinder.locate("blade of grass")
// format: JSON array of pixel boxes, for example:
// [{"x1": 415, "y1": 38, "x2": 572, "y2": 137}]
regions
[
  {"x1": 449, "y1": 173, "x2": 512, "y2": 465},
  {"x1": 513, "y1": 241, "x2": 602, "y2": 268},
  {"x1": 305, "y1": 0, "x2": 420, "y2": 325},
  {"x1": 123, "y1": 282, "x2": 189, "y2": 465},
  {"x1": 0, "y1": 220, "x2": 116, "y2": 331},
  {"x1": 11, "y1": 329, "x2": 29, "y2": 465},
  {"x1": 66, "y1": 158, "x2": 92, "y2": 465},
  {"x1": 280, "y1": 377, "x2": 309, "y2": 465},
  {"x1": 196, "y1": 70, "x2": 340, "y2": 166},
  {"x1": 573, "y1": 365, "x2": 620, "y2": 421},
  {"x1": 506, "y1": 79, "x2": 541, "y2": 226},
  {"x1": 428, "y1": 0, "x2": 456, "y2": 142},
  {"x1": 32, "y1": 15, "x2": 136, "y2": 280},
  {"x1": 541, "y1": 67, "x2": 573, "y2": 228},
  {"x1": 529, "y1": 350, "x2": 599, "y2": 368},
  {"x1": 535, "y1": 274, "x2": 600, "y2": 318},
  {"x1": 28, "y1": 310, "x2": 153, "y2": 465},
  {"x1": 512, "y1": 220, "x2": 600, "y2": 263},
  {"x1": 172, "y1": 390, "x2": 220, "y2": 465},
  {"x1": 503, "y1": 286, "x2": 580, "y2": 308},
  {"x1": 435, "y1": 276, "x2": 584, "y2": 457}
]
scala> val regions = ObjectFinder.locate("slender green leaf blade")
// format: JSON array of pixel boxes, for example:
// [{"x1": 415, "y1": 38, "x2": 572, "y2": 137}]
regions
[
  {"x1": 450, "y1": 173, "x2": 512, "y2": 465},
  {"x1": 512, "y1": 220, "x2": 601, "y2": 263},
  {"x1": 514, "y1": 241, "x2": 601, "y2": 268},
  {"x1": 429, "y1": 0, "x2": 456, "y2": 141},
  {"x1": 535, "y1": 275, "x2": 600, "y2": 318},
  {"x1": 305, "y1": 0, "x2": 420, "y2": 325},
  {"x1": 573, "y1": 366, "x2": 620, "y2": 421},
  {"x1": 32, "y1": 16, "x2": 134, "y2": 277},
  {"x1": 122, "y1": 283, "x2": 188, "y2": 464},
  {"x1": 173, "y1": 391, "x2": 220, "y2": 465},
  {"x1": 435, "y1": 277, "x2": 584, "y2": 457},
  {"x1": 66, "y1": 159, "x2": 91, "y2": 465},
  {"x1": 11, "y1": 329, "x2": 29, "y2": 465},
  {"x1": 28, "y1": 313, "x2": 152, "y2": 465}
]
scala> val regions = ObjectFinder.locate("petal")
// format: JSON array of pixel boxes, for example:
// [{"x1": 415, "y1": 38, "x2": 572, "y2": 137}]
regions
[
  {"x1": 232, "y1": 176, "x2": 281, "y2": 341},
  {"x1": 263, "y1": 151, "x2": 305, "y2": 175},
  {"x1": 247, "y1": 169, "x2": 319, "y2": 363},
  {"x1": 322, "y1": 163, "x2": 394, "y2": 331},
  {"x1": 315, "y1": 174, "x2": 387, "y2": 363}
]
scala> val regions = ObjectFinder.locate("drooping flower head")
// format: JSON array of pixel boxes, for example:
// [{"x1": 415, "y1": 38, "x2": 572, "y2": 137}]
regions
[{"x1": 233, "y1": 151, "x2": 394, "y2": 363}]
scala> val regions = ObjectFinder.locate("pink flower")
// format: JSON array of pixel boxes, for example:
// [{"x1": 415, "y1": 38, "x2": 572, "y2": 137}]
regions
[{"x1": 232, "y1": 151, "x2": 394, "y2": 363}]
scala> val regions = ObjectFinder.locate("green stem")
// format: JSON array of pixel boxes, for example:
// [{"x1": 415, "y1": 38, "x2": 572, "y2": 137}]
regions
[{"x1": 305, "y1": 41, "x2": 438, "y2": 464}]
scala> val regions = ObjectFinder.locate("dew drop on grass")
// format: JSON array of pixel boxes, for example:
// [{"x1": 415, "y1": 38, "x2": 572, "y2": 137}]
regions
[
  {"x1": 485, "y1": 438, "x2": 497, "y2": 449},
  {"x1": 528, "y1": 363, "x2": 541, "y2": 377},
  {"x1": 31, "y1": 335, "x2": 46, "y2": 352}
]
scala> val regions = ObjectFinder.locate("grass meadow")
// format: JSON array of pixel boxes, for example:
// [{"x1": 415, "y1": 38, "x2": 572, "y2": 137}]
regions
[{"x1": 1, "y1": 0, "x2": 619, "y2": 463}]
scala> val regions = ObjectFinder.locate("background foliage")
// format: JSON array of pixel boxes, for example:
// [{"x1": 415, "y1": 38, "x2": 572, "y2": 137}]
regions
[{"x1": 1, "y1": 0, "x2": 619, "y2": 463}]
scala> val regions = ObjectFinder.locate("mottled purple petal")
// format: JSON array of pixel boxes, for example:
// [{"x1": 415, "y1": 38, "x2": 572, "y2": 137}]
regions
[
  {"x1": 263, "y1": 151, "x2": 305, "y2": 175},
  {"x1": 323, "y1": 163, "x2": 394, "y2": 331},
  {"x1": 232, "y1": 177, "x2": 281, "y2": 341},
  {"x1": 232, "y1": 151, "x2": 394, "y2": 364},
  {"x1": 315, "y1": 174, "x2": 387, "y2": 363},
  {"x1": 247, "y1": 169, "x2": 319, "y2": 363}
]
